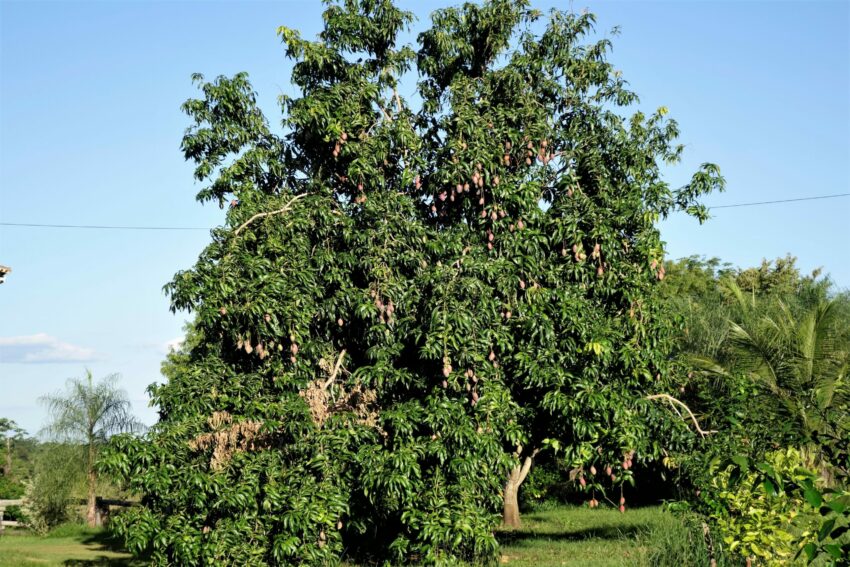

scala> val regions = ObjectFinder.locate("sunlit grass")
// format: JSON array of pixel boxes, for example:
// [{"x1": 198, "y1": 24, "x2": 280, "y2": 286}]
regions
[
  {"x1": 0, "y1": 506, "x2": 707, "y2": 567},
  {"x1": 497, "y1": 504, "x2": 698, "y2": 567},
  {"x1": 0, "y1": 524, "x2": 143, "y2": 567}
]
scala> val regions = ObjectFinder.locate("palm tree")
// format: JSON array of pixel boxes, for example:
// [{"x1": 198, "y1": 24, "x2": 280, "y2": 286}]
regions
[
  {"x1": 694, "y1": 281, "x2": 849, "y2": 479},
  {"x1": 40, "y1": 370, "x2": 143, "y2": 526}
]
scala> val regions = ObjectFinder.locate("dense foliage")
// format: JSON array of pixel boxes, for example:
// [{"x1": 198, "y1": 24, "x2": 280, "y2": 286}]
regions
[
  {"x1": 100, "y1": 1, "x2": 723, "y2": 564},
  {"x1": 0, "y1": 419, "x2": 30, "y2": 524},
  {"x1": 664, "y1": 256, "x2": 850, "y2": 564}
]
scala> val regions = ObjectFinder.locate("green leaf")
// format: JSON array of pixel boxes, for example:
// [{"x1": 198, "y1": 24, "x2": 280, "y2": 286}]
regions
[
  {"x1": 828, "y1": 495, "x2": 849, "y2": 514},
  {"x1": 800, "y1": 542, "x2": 816, "y2": 561},
  {"x1": 762, "y1": 478, "x2": 777, "y2": 496},
  {"x1": 756, "y1": 462, "x2": 776, "y2": 478},
  {"x1": 804, "y1": 488, "x2": 823, "y2": 509},
  {"x1": 824, "y1": 543, "x2": 842, "y2": 559},
  {"x1": 818, "y1": 518, "x2": 836, "y2": 542}
]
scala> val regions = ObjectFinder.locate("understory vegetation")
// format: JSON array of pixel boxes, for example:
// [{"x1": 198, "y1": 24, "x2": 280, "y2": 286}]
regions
[{"x1": 667, "y1": 256, "x2": 850, "y2": 565}]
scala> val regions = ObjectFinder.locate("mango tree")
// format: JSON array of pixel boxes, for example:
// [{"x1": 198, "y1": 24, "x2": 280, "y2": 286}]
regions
[{"x1": 101, "y1": 0, "x2": 722, "y2": 563}]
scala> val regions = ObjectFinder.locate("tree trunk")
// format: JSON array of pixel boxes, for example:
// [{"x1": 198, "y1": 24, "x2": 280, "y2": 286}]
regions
[
  {"x1": 502, "y1": 466, "x2": 522, "y2": 528},
  {"x1": 3, "y1": 437, "x2": 11, "y2": 476},
  {"x1": 502, "y1": 448, "x2": 538, "y2": 529},
  {"x1": 86, "y1": 442, "x2": 97, "y2": 527}
]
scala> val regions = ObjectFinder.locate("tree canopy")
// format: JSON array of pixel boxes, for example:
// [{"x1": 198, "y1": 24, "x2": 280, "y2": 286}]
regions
[{"x1": 101, "y1": 1, "x2": 724, "y2": 564}]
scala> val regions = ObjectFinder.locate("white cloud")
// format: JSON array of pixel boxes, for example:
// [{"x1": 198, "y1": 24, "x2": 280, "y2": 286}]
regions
[
  {"x1": 0, "y1": 333, "x2": 96, "y2": 364},
  {"x1": 164, "y1": 337, "x2": 184, "y2": 353}
]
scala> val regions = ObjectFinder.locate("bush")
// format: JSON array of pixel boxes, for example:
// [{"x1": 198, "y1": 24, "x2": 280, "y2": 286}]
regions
[
  {"x1": 21, "y1": 480, "x2": 71, "y2": 534},
  {"x1": 795, "y1": 482, "x2": 850, "y2": 564},
  {"x1": 700, "y1": 448, "x2": 818, "y2": 566},
  {"x1": 0, "y1": 474, "x2": 26, "y2": 522},
  {"x1": 20, "y1": 444, "x2": 85, "y2": 533}
]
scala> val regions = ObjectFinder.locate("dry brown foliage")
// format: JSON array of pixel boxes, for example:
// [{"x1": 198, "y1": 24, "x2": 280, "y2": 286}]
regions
[
  {"x1": 189, "y1": 362, "x2": 381, "y2": 471},
  {"x1": 298, "y1": 380, "x2": 379, "y2": 430},
  {"x1": 188, "y1": 411, "x2": 269, "y2": 471},
  {"x1": 297, "y1": 350, "x2": 380, "y2": 430}
]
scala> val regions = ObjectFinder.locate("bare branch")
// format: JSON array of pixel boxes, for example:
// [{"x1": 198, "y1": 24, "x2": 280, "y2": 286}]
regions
[
  {"x1": 322, "y1": 349, "x2": 347, "y2": 391},
  {"x1": 233, "y1": 193, "x2": 309, "y2": 236},
  {"x1": 393, "y1": 89, "x2": 403, "y2": 114},
  {"x1": 646, "y1": 394, "x2": 718, "y2": 437}
]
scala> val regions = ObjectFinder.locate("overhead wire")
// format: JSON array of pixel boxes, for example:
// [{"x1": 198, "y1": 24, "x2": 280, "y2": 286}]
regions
[
  {"x1": 708, "y1": 193, "x2": 849, "y2": 209},
  {"x1": 0, "y1": 193, "x2": 847, "y2": 231}
]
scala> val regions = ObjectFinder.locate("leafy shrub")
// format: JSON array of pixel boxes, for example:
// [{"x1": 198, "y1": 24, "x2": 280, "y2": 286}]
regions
[
  {"x1": 21, "y1": 480, "x2": 70, "y2": 534},
  {"x1": 0, "y1": 474, "x2": 26, "y2": 522},
  {"x1": 794, "y1": 430, "x2": 850, "y2": 564},
  {"x1": 795, "y1": 481, "x2": 850, "y2": 564},
  {"x1": 701, "y1": 448, "x2": 818, "y2": 566},
  {"x1": 21, "y1": 444, "x2": 85, "y2": 533}
]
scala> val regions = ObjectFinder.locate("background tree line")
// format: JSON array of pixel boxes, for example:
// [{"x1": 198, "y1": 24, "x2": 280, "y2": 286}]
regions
[{"x1": 1, "y1": 371, "x2": 141, "y2": 532}]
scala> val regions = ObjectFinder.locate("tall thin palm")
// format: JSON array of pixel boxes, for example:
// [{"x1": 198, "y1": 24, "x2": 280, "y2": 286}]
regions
[{"x1": 40, "y1": 370, "x2": 142, "y2": 526}]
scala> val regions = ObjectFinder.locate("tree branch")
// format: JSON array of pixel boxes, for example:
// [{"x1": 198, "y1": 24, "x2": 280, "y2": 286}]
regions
[
  {"x1": 233, "y1": 193, "x2": 309, "y2": 236},
  {"x1": 646, "y1": 394, "x2": 717, "y2": 437},
  {"x1": 517, "y1": 448, "x2": 540, "y2": 485},
  {"x1": 393, "y1": 88, "x2": 403, "y2": 114},
  {"x1": 322, "y1": 349, "x2": 347, "y2": 391},
  {"x1": 378, "y1": 104, "x2": 393, "y2": 123}
]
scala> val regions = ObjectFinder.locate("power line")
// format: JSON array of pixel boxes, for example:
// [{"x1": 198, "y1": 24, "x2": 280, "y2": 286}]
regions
[
  {"x1": 709, "y1": 193, "x2": 850, "y2": 209},
  {"x1": 0, "y1": 193, "x2": 847, "y2": 231}
]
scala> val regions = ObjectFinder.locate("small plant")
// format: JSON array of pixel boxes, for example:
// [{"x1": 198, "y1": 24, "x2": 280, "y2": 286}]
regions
[
  {"x1": 645, "y1": 507, "x2": 733, "y2": 567},
  {"x1": 21, "y1": 480, "x2": 68, "y2": 535}
]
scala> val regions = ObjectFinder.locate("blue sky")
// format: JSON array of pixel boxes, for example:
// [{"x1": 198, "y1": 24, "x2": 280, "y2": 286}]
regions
[{"x1": 1, "y1": 0, "x2": 848, "y2": 434}]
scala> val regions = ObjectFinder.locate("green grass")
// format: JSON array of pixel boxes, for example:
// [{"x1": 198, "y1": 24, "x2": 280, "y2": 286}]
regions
[
  {"x1": 0, "y1": 506, "x2": 708, "y2": 566},
  {"x1": 0, "y1": 524, "x2": 144, "y2": 567},
  {"x1": 497, "y1": 504, "x2": 708, "y2": 567}
]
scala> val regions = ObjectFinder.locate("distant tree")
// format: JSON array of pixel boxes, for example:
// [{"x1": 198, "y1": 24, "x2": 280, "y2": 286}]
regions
[
  {"x1": 40, "y1": 370, "x2": 141, "y2": 526},
  {"x1": 0, "y1": 418, "x2": 25, "y2": 476},
  {"x1": 734, "y1": 254, "x2": 804, "y2": 297}
]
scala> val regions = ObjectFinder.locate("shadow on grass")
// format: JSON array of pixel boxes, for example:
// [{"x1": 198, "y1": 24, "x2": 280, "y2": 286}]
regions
[
  {"x1": 62, "y1": 531, "x2": 146, "y2": 567},
  {"x1": 498, "y1": 523, "x2": 649, "y2": 545},
  {"x1": 63, "y1": 558, "x2": 138, "y2": 567}
]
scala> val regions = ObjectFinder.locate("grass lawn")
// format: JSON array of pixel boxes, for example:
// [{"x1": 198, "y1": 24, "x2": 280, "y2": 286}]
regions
[
  {"x1": 0, "y1": 505, "x2": 696, "y2": 566},
  {"x1": 0, "y1": 524, "x2": 144, "y2": 567},
  {"x1": 497, "y1": 504, "x2": 691, "y2": 567}
]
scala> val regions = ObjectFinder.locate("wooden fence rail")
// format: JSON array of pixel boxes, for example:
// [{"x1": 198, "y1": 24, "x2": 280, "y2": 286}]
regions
[{"x1": 0, "y1": 497, "x2": 135, "y2": 531}]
